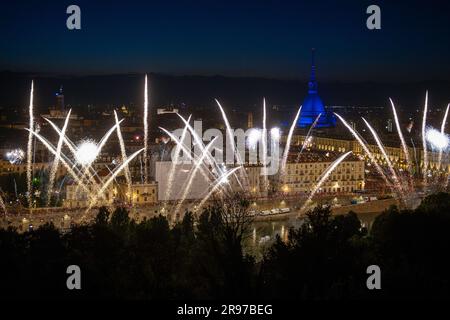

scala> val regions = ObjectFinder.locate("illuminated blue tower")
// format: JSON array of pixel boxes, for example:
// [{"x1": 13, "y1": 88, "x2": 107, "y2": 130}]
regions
[{"x1": 298, "y1": 49, "x2": 335, "y2": 128}]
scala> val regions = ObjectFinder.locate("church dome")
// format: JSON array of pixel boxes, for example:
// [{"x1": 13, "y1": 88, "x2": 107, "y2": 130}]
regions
[{"x1": 297, "y1": 49, "x2": 335, "y2": 128}]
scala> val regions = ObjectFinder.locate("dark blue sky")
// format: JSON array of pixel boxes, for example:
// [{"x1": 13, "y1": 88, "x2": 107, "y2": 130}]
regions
[{"x1": 1, "y1": 0, "x2": 450, "y2": 81}]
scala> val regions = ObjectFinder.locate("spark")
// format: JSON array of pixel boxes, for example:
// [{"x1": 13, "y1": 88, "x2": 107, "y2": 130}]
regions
[
  {"x1": 389, "y1": 98, "x2": 414, "y2": 190},
  {"x1": 247, "y1": 128, "x2": 261, "y2": 150},
  {"x1": 5, "y1": 149, "x2": 25, "y2": 164},
  {"x1": 426, "y1": 127, "x2": 449, "y2": 151},
  {"x1": 262, "y1": 98, "x2": 268, "y2": 190},
  {"x1": 438, "y1": 103, "x2": 450, "y2": 168},
  {"x1": 300, "y1": 151, "x2": 352, "y2": 213},
  {"x1": 173, "y1": 137, "x2": 218, "y2": 215},
  {"x1": 215, "y1": 99, "x2": 248, "y2": 185},
  {"x1": 26, "y1": 80, "x2": 34, "y2": 207},
  {"x1": 114, "y1": 110, "x2": 132, "y2": 203},
  {"x1": 47, "y1": 109, "x2": 72, "y2": 206},
  {"x1": 163, "y1": 115, "x2": 192, "y2": 202},
  {"x1": 362, "y1": 117, "x2": 404, "y2": 196},
  {"x1": 0, "y1": 191, "x2": 6, "y2": 216},
  {"x1": 422, "y1": 91, "x2": 429, "y2": 186},
  {"x1": 159, "y1": 126, "x2": 212, "y2": 184},
  {"x1": 281, "y1": 106, "x2": 302, "y2": 176},
  {"x1": 25, "y1": 128, "x2": 92, "y2": 196},
  {"x1": 86, "y1": 148, "x2": 144, "y2": 212},
  {"x1": 197, "y1": 166, "x2": 242, "y2": 209},
  {"x1": 300, "y1": 112, "x2": 321, "y2": 154},
  {"x1": 334, "y1": 112, "x2": 393, "y2": 191},
  {"x1": 75, "y1": 140, "x2": 99, "y2": 166},
  {"x1": 144, "y1": 74, "x2": 149, "y2": 184},
  {"x1": 270, "y1": 127, "x2": 281, "y2": 140}
]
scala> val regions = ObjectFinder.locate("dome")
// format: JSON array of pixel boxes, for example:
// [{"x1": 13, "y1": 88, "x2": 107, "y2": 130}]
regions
[{"x1": 297, "y1": 49, "x2": 335, "y2": 128}]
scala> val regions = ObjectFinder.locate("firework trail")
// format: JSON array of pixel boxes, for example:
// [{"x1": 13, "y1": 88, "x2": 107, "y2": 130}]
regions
[
  {"x1": 86, "y1": 148, "x2": 144, "y2": 212},
  {"x1": 438, "y1": 103, "x2": 449, "y2": 169},
  {"x1": 44, "y1": 118, "x2": 101, "y2": 193},
  {"x1": 114, "y1": 111, "x2": 132, "y2": 203},
  {"x1": 25, "y1": 129, "x2": 92, "y2": 197},
  {"x1": 14, "y1": 178, "x2": 18, "y2": 199},
  {"x1": 215, "y1": 99, "x2": 249, "y2": 186},
  {"x1": 280, "y1": 106, "x2": 302, "y2": 180},
  {"x1": 362, "y1": 117, "x2": 405, "y2": 197},
  {"x1": 177, "y1": 114, "x2": 221, "y2": 173},
  {"x1": 389, "y1": 98, "x2": 414, "y2": 190},
  {"x1": 44, "y1": 118, "x2": 77, "y2": 154},
  {"x1": 159, "y1": 127, "x2": 214, "y2": 195},
  {"x1": 262, "y1": 98, "x2": 268, "y2": 191},
  {"x1": 144, "y1": 74, "x2": 149, "y2": 184},
  {"x1": 173, "y1": 137, "x2": 217, "y2": 215},
  {"x1": 334, "y1": 112, "x2": 394, "y2": 192},
  {"x1": 0, "y1": 191, "x2": 6, "y2": 217},
  {"x1": 300, "y1": 112, "x2": 322, "y2": 155},
  {"x1": 300, "y1": 151, "x2": 352, "y2": 213},
  {"x1": 197, "y1": 166, "x2": 242, "y2": 210},
  {"x1": 47, "y1": 109, "x2": 72, "y2": 206},
  {"x1": 26, "y1": 80, "x2": 34, "y2": 207},
  {"x1": 163, "y1": 115, "x2": 192, "y2": 202},
  {"x1": 422, "y1": 91, "x2": 429, "y2": 187}
]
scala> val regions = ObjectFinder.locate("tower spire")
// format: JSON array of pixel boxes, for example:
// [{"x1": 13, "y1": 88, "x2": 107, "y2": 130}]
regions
[{"x1": 308, "y1": 48, "x2": 318, "y2": 93}]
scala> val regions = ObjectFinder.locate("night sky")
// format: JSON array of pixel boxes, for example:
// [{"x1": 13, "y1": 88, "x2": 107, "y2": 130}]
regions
[{"x1": 1, "y1": 0, "x2": 450, "y2": 81}]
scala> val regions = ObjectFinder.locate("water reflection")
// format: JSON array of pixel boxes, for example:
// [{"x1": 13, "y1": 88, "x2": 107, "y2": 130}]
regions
[{"x1": 244, "y1": 212, "x2": 381, "y2": 260}]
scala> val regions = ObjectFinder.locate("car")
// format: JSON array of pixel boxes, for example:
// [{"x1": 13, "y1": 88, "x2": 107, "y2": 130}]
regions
[
  {"x1": 261, "y1": 210, "x2": 271, "y2": 216},
  {"x1": 280, "y1": 208, "x2": 291, "y2": 213},
  {"x1": 271, "y1": 208, "x2": 281, "y2": 215},
  {"x1": 248, "y1": 210, "x2": 257, "y2": 217}
]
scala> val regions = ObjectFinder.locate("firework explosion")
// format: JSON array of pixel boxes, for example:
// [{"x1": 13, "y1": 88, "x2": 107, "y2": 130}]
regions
[
  {"x1": 336, "y1": 92, "x2": 449, "y2": 208},
  {"x1": 6, "y1": 149, "x2": 25, "y2": 164},
  {"x1": 18, "y1": 77, "x2": 436, "y2": 223}
]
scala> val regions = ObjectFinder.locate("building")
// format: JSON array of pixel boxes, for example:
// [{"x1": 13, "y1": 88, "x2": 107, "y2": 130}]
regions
[
  {"x1": 286, "y1": 134, "x2": 450, "y2": 174},
  {"x1": 297, "y1": 49, "x2": 336, "y2": 128},
  {"x1": 120, "y1": 182, "x2": 158, "y2": 205},
  {"x1": 64, "y1": 183, "x2": 115, "y2": 208},
  {"x1": 281, "y1": 151, "x2": 365, "y2": 194},
  {"x1": 0, "y1": 160, "x2": 66, "y2": 177}
]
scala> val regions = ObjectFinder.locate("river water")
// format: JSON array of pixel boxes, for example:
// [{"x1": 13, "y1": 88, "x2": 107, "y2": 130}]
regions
[{"x1": 244, "y1": 211, "x2": 381, "y2": 260}]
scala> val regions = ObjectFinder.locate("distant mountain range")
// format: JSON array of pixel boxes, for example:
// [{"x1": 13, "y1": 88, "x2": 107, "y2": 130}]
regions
[{"x1": 0, "y1": 71, "x2": 449, "y2": 111}]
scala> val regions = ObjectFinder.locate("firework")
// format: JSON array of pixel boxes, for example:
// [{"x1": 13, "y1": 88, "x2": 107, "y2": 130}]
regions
[
  {"x1": 362, "y1": 117, "x2": 405, "y2": 197},
  {"x1": 47, "y1": 109, "x2": 72, "y2": 206},
  {"x1": 197, "y1": 166, "x2": 242, "y2": 210},
  {"x1": 75, "y1": 140, "x2": 99, "y2": 166},
  {"x1": 426, "y1": 128, "x2": 449, "y2": 151},
  {"x1": 300, "y1": 112, "x2": 322, "y2": 154},
  {"x1": 247, "y1": 128, "x2": 261, "y2": 150},
  {"x1": 114, "y1": 110, "x2": 132, "y2": 203},
  {"x1": 143, "y1": 74, "x2": 149, "y2": 184},
  {"x1": 300, "y1": 151, "x2": 352, "y2": 213},
  {"x1": 422, "y1": 91, "x2": 429, "y2": 186},
  {"x1": 280, "y1": 106, "x2": 301, "y2": 179},
  {"x1": 438, "y1": 103, "x2": 450, "y2": 168},
  {"x1": 6, "y1": 148, "x2": 25, "y2": 164},
  {"x1": 389, "y1": 98, "x2": 414, "y2": 189},
  {"x1": 163, "y1": 115, "x2": 192, "y2": 202},
  {"x1": 173, "y1": 137, "x2": 218, "y2": 215},
  {"x1": 334, "y1": 112, "x2": 394, "y2": 192},
  {"x1": 26, "y1": 80, "x2": 34, "y2": 207},
  {"x1": 262, "y1": 98, "x2": 268, "y2": 190}
]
